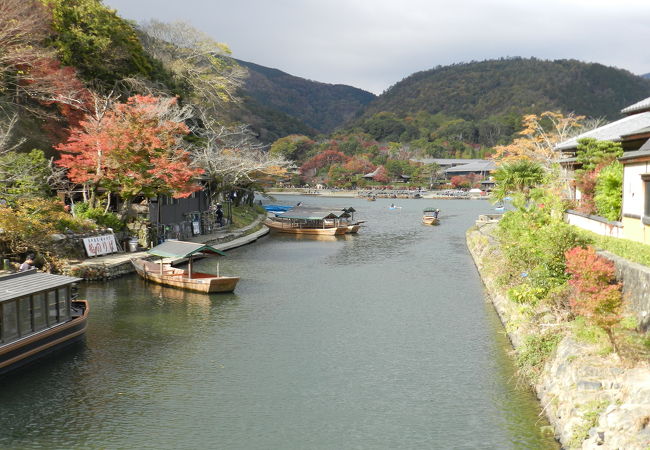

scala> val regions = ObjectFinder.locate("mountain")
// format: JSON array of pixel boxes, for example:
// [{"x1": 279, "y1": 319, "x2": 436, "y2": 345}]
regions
[
  {"x1": 236, "y1": 59, "x2": 376, "y2": 135},
  {"x1": 643, "y1": 73, "x2": 650, "y2": 79},
  {"x1": 360, "y1": 58, "x2": 650, "y2": 122}
]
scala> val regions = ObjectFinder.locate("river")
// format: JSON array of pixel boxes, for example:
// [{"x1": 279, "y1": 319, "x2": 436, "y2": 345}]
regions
[{"x1": 0, "y1": 195, "x2": 558, "y2": 449}]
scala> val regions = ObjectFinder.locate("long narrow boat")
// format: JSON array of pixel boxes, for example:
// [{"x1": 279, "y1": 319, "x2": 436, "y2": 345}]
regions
[
  {"x1": 422, "y1": 207, "x2": 440, "y2": 225},
  {"x1": 265, "y1": 207, "x2": 349, "y2": 235},
  {"x1": 0, "y1": 270, "x2": 89, "y2": 375},
  {"x1": 131, "y1": 240, "x2": 239, "y2": 293}
]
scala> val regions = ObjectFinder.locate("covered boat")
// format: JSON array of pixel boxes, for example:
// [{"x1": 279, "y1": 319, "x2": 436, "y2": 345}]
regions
[
  {"x1": 422, "y1": 207, "x2": 440, "y2": 225},
  {"x1": 131, "y1": 240, "x2": 239, "y2": 293},
  {"x1": 0, "y1": 270, "x2": 88, "y2": 375},
  {"x1": 265, "y1": 207, "x2": 349, "y2": 235}
]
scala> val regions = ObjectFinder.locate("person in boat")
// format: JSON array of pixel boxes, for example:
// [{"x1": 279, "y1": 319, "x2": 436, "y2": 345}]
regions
[
  {"x1": 216, "y1": 204, "x2": 224, "y2": 227},
  {"x1": 296, "y1": 201, "x2": 303, "y2": 206},
  {"x1": 390, "y1": 203, "x2": 395, "y2": 208},
  {"x1": 434, "y1": 209, "x2": 440, "y2": 219},
  {"x1": 19, "y1": 254, "x2": 35, "y2": 272}
]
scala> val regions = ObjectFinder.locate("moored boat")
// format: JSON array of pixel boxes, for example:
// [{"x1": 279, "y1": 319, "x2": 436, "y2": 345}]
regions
[
  {"x1": 0, "y1": 270, "x2": 89, "y2": 375},
  {"x1": 131, "y1": 241, "x2": 239, "y2": 293},
  {"x1": 422, "y1": 207, "x2": 440, "y2": 225},
  {"x1": 265, "y1": 207, "x2": 349, "y2": 236}
]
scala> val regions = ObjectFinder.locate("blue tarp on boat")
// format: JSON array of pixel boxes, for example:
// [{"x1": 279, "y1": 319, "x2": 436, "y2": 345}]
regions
[{"x1": 263, "y1": 205, "x2": 294, "y2": 212}]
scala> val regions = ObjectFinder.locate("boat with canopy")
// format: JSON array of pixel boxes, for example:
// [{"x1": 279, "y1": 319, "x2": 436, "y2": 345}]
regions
[
  {"x1": 265, "y1": 207, "x2": 350, "y2": 235},
  {"x1": 131, "y1": 240, "x2": 239, "y2": 293},
  {"x1": 422, "y1": 207, "x2": 440, "y2": 225}
]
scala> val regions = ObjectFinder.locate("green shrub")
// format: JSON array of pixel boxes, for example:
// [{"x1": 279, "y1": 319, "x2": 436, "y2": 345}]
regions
[
  {"x1": 594, "y1": 161, "x2": 622, "y2": 221},
  {"x1": 516, "y1": 332, "x2": 562, "y2": 383},
  {"x1": 73, "y1": 203, "x2": 124, "y2": 231},
  {"x1": 507, "y1": 283, "x2": 546, "y2": 306}
]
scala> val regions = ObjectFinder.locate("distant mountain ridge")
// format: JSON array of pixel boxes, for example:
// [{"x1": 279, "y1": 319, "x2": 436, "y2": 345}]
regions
[
  {"x1": 360, "y1": 58, "x2": 650, "y2": 122},
  {"x1": 643, "y1": 73, "x2": 650, "y2": 79},
  {"x1": 236, "y1": 59, "x2": 375, "y2": 135}
]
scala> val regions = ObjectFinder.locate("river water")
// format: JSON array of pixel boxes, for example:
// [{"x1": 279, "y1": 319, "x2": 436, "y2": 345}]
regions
[{"x1": 0, "y1": 196, "x2": 558, "y2": 449}]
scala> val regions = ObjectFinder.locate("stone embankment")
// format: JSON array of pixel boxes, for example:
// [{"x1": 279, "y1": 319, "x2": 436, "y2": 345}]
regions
[{"x1": 467, "y1": 222, "x2": 650, "y2": 450}]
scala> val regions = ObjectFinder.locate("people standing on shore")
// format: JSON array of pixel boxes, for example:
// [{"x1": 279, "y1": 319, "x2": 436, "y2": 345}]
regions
[{"x1": 19, "y1": 254, "x2": 35, "y2": 272}]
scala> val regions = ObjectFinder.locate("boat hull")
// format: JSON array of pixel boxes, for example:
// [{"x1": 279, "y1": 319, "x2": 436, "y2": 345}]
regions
[
  {"x1": 0, "y1": 300, "x2": 89, "y2": 376},
  {"x1": 265, "y1": 219, "x2": 347, "y2": 235},
  {"x1": 422, "y1": 216, "x2": 440, "y2": 225},
  {"x1": 346, "y1": 224, "x2": 361, "y2": 233},
  {"x1": 132, "y1": 259, "x2": 239, "y2": 293}
]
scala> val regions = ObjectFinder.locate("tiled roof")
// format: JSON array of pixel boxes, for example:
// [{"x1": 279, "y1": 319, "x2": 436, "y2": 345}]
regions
[
  {"x1": 445, "y1": 161, "x2": 496, "y2": 173},
  {"x1": 555, "y1": 112, "x2": 650, "y2": 151},
  {"x1": 412, "y1": 158, "x2": 487, "y2": 167},
  {"x1": 621, "y1": 97, "x2": 650, "y2": 115},
  {"x1": 619, "y1": 148, "x2": 650, "y2": 162}
]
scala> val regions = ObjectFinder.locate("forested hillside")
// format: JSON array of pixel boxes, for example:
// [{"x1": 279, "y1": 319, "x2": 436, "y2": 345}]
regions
[
  {"x1": 362, "y1": 58, "x2": 650, "y2": 121},
  {"x1": 236, "y1": 59, "x2": 376, "y2": 134}
]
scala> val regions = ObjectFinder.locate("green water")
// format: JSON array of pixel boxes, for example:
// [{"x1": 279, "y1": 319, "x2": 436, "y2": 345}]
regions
[{"x1": 0, "y1": 196, "x2": 558, "y2": 449}]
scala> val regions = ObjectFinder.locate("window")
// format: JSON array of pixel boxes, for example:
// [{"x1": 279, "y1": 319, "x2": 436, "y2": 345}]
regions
[
  {"x1": 2, "y1": 301, "x2": 19, "y2": 342},
  {"x1": 47, "y1": 290, "x2": 58, "y2": 325},
  {"x1": 58, "y1": 287, "x2": 70, "y2": 321},
  {"x1": 18, "y1": 297, "x2": 32, "y2": 336},
  {"x1": 32, "y1": 293, "x2": 47, "y2": 331}
]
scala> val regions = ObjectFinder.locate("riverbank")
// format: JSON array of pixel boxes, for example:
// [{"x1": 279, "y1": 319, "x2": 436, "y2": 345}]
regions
[
  {"x1": 266, "y1": 189, "x2": 489, "y2": 200},
  {"x1": 62, "y1": 214, "x2": 269, "y2": 281},
  {"x1": 467, "y1": 222, "x2": 650, "y2": 449}
]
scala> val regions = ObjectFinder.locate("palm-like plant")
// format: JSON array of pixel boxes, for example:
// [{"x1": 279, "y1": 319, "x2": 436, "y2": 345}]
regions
[{"x1": 493, "y1": 160, "x2": 545, "y2": 202}]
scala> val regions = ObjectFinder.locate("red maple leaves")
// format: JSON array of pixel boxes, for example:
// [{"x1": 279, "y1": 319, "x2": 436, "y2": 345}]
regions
[{"x1": 56, "y1": 95, "x2": 203, "y2": 200}]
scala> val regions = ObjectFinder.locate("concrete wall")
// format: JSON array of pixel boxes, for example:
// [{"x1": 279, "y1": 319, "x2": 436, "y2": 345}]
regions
[
  {"x1": 565, "y1": 210, "x2": 623, "y2": 238},
  {"x1": 622, "y1": 216, "x2": 650, "y2": 244},
  {"x1": 599, "y1": 250, "x2": 650, "y2": 331}
]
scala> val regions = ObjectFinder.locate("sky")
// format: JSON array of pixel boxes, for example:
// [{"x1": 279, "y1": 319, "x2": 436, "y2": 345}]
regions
[{"x1": 104, "y1": 0, "x2": 650, "y2": 95}]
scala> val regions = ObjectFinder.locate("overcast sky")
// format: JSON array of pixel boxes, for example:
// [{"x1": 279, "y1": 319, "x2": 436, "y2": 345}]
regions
[{"x1": 104, "y1": 0, "x2": 650, "y2": 95}]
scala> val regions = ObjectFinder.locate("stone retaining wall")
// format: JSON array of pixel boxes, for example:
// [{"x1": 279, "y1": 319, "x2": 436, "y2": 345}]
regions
[{"x1": 467, "y1": 224, "x2": 650, "y2": 450}]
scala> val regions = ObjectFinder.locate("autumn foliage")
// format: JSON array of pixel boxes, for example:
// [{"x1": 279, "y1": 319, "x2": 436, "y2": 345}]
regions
[
  {"x1": 491, "y1": 112, "x2": 584, "y2": 168},
  {"x1": 565, "y1": 246, "x2": 622, "y2": 339},
  {"x1": 300, "y1": 149, "x2": 350, "y2": 174},
  {"x1": 56, "y1": 95, "x2": 203, "y2": 203}
]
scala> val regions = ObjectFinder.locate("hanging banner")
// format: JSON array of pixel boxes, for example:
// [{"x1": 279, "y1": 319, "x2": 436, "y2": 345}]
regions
[{"x1": 83, "y1": 234, "x2": 118, "y2": 257}]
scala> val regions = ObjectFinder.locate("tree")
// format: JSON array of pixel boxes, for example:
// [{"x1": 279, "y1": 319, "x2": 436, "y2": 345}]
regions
[
  {"x1": 0, "y1": 0, "x2": 90, "y2": 119},
  {"x1": 56, "y1": 95, "x2": 203, "y2": 210},
  {"x1": 300, "y1": 150, "x2": 350, "y2": 176},
  {"x1": 269, "y1": 134, "x2": 315, "y2": 161},
  {"x1": 565, "y1": 246, "x2": 622, "y2": 351},
  {"x1": 42, "y1": 0, "x2": 162, "y2": 87},
  {"x1": 192, "y1": 119, "x2": 291, "y2": 205},
  {"x1": 491, "y1": 112, "x2": 586, "y2": 169},
  {"x1": 594, "y1": 161, "x2": 623, "y2": 221},
  {"x1": 493, "y1": 160, "x2": 545, "y2": 201},
  {"x1": 574, "y1": 138, "x2": 623, "y2": 215},
  {"x1": 139, "y1": 20, "x2": 245, "y2": 112}
]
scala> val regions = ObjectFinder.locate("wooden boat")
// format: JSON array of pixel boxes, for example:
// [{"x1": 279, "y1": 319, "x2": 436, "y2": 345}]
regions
[
  {"x1": 131, "y1": 241, "x2": 239, "y2": 293},
  {"x1": 265, "y1": 207, "x2": 349, "y2": 235},
  {"x1": 0, "y1": 270, "x2": 89, "y2": 375},
  {"x1": 422, "y1": 207, "x2": 440, "y2": 225}
]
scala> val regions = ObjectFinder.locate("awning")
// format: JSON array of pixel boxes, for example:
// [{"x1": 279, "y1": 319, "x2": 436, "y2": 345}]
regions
[
  {"x1": 147, "y1": 240, "x2": 226, "y2": 258},
  {"x1": 276, "y1": 207, "x2": 346, "y2": 220}
]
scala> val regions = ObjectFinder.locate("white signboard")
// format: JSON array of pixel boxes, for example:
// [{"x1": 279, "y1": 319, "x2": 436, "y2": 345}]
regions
[{"x1": 83, "y1": 234, "x2": 118, "y2": 257}]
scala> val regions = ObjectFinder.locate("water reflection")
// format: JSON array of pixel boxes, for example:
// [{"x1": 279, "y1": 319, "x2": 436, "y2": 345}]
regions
[{"x1": 0, "y1": 196, "x2": 558, "y2": 449}]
